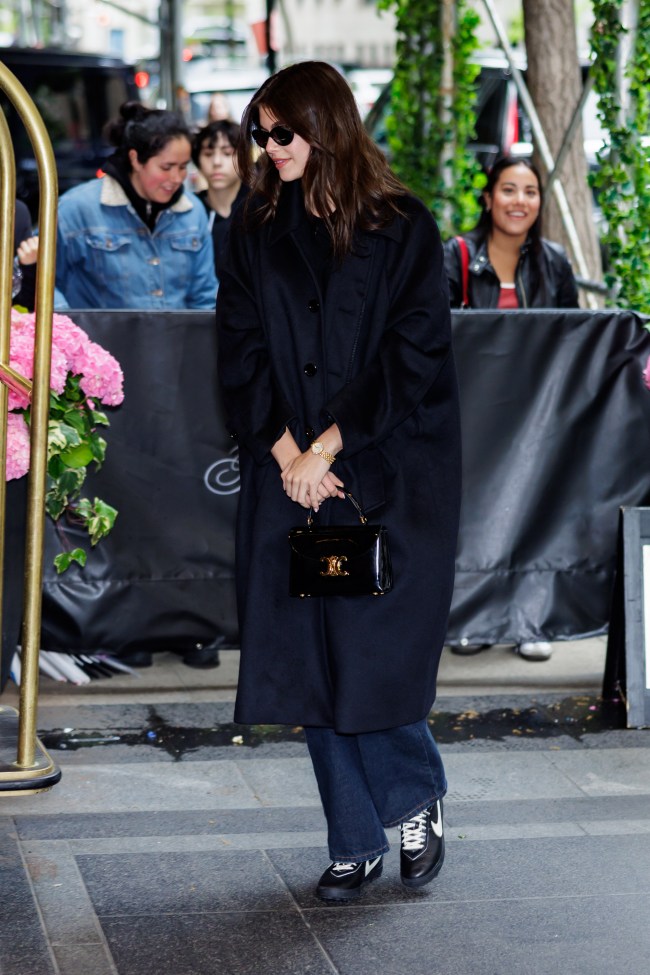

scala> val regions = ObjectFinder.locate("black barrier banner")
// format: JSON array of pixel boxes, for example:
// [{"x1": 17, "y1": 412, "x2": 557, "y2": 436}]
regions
[
  {"x1": 39, "y1": 311, "x2": 239, "y2": 656},
  {"x1": 447, "y1": 309, "x2": 650, "y2": 643},
  {"x1": 23, "y1": 309, "x2": 650, "y2": 656}
]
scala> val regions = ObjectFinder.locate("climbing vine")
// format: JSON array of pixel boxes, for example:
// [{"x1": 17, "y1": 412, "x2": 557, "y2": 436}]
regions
[
  {"x1": 590, "y1": 0, "x2": 650, "y2": 312},
  {"x1": 377, "y1": 0, "x2": 485, "y2": 236}
]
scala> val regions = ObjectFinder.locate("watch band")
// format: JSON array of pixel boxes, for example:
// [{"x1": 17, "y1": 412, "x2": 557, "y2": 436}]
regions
[{"x1": 311, "y1": 441, "x2": 336, "y2": 465}]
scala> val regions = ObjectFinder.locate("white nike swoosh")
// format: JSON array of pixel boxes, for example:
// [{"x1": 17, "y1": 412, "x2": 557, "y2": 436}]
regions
[
  {"x1": 430, "y1": 802, "x2": 444, "y2": 838},
  {"x1": 365, "y1": 856, "x2": 381, "y2": 875}
]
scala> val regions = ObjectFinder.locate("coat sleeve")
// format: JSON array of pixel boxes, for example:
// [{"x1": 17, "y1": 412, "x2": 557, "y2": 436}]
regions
[
  {"x1": 13, "y1": 200, "x2": 36, "y2": 312},
  {"x1": 216, "y1": 219, "x2": 296, "y2": 464},
  {"x1": 443, "y1": 236, "x2": 464, "y2": 308},
  {"x1": 54, "y1": 194, "x2": 73, "y2": 308},
  {"x1": 325, "y1": 202, "x2": 454, "y2": 458}
]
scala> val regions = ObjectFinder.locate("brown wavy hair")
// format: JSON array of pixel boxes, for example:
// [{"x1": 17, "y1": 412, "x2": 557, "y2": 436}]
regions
[{"x1": 237, "y1": 61, "x2": 407, "y2": 259}]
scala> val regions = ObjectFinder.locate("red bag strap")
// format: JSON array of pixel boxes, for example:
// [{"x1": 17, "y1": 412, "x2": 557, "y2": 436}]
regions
[{"x1": 455, "y1": 236, "x2": 470, "y2": 308}]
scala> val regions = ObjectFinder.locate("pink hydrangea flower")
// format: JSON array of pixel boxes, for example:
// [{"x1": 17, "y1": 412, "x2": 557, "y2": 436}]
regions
[
  {"x1": 9, "y1": 310, "x2": 68, "y2": 397},
  {"x1": 6, "y1": 413, "x2": 30, "y2": 480},
  {"x1": 644, "y1": 354, "x2": 650, "y2": 390},
  {"x1": 75, "y1": 340, "x2": 125, "y2": 406},
  {"x1": 5, "y1": 310, "x2": 124, "y2": 481},
  {"x1": 8, "y1": 310, "x2": 124, "y2": 406}
]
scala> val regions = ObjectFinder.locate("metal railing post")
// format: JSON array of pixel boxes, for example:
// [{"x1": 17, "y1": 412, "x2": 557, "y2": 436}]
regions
[{"x1": 0, "y1": 56, "x2": 61, "y2": 793}]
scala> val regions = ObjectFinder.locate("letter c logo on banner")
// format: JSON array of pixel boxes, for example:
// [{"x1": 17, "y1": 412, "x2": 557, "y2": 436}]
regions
[{"x1": 204, "y1": 448, "x2": 240, "y2": 495}]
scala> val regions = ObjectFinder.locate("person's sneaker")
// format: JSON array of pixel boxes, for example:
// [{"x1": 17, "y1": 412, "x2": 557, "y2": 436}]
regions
[
  {"x1": 316, "y1": 856, "x2": 383, "y2": 902},
  {"x1": 178, "y1": 646, "x2": 221, "y2": 669},
  {"x1": 517, "y1": 641, "x2": 553, "y2": 661},
  {"x1": 400, "y1": 800, "x2": 445, "y2": 889},
  {"x1": 449, "y1": 642, "x2": 492, "y2": 656}
]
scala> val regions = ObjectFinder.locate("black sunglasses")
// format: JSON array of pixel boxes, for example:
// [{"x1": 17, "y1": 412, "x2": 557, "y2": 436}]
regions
[{"x1": 251, "y1": 123, "x2": 295, "y2": 149}]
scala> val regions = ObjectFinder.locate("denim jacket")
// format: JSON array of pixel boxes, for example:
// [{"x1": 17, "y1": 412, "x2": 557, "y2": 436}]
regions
[{"x1": 55, "y1": 176, "x2": 218, "y2": 309}]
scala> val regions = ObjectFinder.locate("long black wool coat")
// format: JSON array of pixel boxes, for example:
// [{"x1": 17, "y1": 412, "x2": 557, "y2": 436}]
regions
[{"x1": 216, "y1": 181, "x2": 461, "y2": 734}]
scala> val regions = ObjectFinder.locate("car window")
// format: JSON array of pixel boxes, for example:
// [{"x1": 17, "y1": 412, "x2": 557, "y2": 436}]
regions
[
  {"x1": 189, "y1": 88, "x2": 259, "y2": 125},
  {"x1": 1, "y1": 50, "x2": 137, "y2": 219}
]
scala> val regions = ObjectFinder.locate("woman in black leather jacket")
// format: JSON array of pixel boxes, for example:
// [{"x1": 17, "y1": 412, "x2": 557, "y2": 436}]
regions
[
  {"x1": 443, "y1": 155, "x2": 579, "y2": 310},
  {"x1": 444, "y1": 156, "x2": 579, "y2": 662}
]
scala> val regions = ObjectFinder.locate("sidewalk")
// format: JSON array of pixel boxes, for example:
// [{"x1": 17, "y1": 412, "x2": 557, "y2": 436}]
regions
[
  {"x1": 1, "y1": 638, "x2": 649, "y2": 975},
  {"x1": 0, "y1": 635, "x2": 611, "y2": 706}
]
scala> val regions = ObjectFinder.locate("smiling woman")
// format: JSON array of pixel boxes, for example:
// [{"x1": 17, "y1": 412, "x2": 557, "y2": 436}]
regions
[
  {"x1": 54, "y1": 102, "x2": 218, "y2": 310},
  {"x1": 443, "y1": 154, "x2": 579, "y2": 664},
  {"x1": 443, "y1": 154, "x2": 579, "y2": 310}
]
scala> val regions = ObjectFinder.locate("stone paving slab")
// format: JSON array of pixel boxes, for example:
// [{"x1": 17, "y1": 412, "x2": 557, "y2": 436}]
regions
[
  {"x1": 266, "y1": 835, "x2": 650, "y2": 909},
  {"x1": 75, "y1": 849, "x2": 297, "y2": 916},
  {"x1": 17, "y1": 831, "x2": 648, "y2": 975},
  {"x1": 545, "y1": 747, "x2": 650, "y2": 795},
  {"x1": 0, "y1": 761, "x2": 262, "y2": 815},
  {"x1": 303, "y1": 895, "x2": 650, "y2": 975},
  {"x1": 13, "y1": 806, "x2": 329, "y2": 840},
  {"x1": 3, "y1": 745, "x2": 650, "y2": 819},
  {"x1": 100, "y1": 913, "x2": 336, "y2": 975},
  {"x1": 0, "y1": 819, "x2": 57, "y2": 975},
  {"x1": 12, "y1": 792, "x2": 650, "y2": 841},
  {"x1": 2, "y1": 673, "x2": 649, "y2": 975}
]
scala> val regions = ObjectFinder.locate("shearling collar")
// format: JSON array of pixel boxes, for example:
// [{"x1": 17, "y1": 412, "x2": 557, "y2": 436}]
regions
[{"x1": 99, "y1": 175, "x2": 194, "y2": 213}]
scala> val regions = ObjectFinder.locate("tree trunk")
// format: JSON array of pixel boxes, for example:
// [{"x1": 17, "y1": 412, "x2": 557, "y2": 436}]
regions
[{"x1": 522, "y1": 0, "x2": 602, "y2": 300}]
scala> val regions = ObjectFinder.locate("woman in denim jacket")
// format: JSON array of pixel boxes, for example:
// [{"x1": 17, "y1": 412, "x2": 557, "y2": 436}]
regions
[{"x1": 55, "y1": 102, "x2": 218, "y2": 310}]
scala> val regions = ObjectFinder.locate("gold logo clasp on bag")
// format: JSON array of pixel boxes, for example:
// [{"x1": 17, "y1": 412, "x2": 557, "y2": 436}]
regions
[{"x1": 320, "y1": 555, "x2": 349, "y2": 578}]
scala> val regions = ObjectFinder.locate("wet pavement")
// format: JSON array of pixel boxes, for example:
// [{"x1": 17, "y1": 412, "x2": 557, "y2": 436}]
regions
[
  {"x1": 1, "y1": 642, "x2": 649, "y2": 975},
  {"x1": 37, "y1": 693, "x2": 629, "y2": 757}
]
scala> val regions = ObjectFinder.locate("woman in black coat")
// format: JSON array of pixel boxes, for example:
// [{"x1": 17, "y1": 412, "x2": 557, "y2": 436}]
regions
[{"x1": 216, "y1": 61, "x2": 461, "y2": 903}]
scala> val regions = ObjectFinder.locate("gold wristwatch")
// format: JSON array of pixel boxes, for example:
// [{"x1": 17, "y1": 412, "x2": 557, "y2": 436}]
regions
[{"x1": 311, "y1": 441, "x2": 336, "y2": 465}]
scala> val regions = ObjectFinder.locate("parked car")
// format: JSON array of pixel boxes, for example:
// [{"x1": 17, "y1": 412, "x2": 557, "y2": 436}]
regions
[
  {"x1": 0, "y1": 46, "x2": 139, "y2": 221},
  {"x1": 364, "y1": 52, "x2": 533, "y2": 171},
  {"x1": 365, "y1": 51, "x2": 605, "y2": 175},
  {"x1": 345, "y1": 67, "x2": 393, "y2": 117}
]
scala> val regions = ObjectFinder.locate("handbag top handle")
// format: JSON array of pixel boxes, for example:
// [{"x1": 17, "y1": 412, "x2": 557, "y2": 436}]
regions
[{"x1": 307, "y1": 492, "x2": 368, "y2": 527}]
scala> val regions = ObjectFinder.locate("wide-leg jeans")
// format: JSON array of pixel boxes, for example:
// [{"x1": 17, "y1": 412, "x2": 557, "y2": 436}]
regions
[{"x1": 304, "y1": 719, "x2": 446, "y2": 862}]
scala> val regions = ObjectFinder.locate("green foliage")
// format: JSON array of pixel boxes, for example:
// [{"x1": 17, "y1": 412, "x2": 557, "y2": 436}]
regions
[
  {"x1": 54, "y1": 548, "x2": 87, "y2": 575},
  {"x1": 23, "y1": 372, "x2": 118, "y2": 570},
  {"x1": 590, "y1": 0, "x2": 650, "y2": 311},
  {"x1": 377, "y1": 0, "x2": 485, "y2": 235}
]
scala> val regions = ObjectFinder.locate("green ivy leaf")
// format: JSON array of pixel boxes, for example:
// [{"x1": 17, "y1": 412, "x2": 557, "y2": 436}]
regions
[
  {"x1": 60, "y1": 443, "x2": 95, "y2": 468},
  {"x1": 45, "y1": 362, "x2": 121, "y2": 571},
  {"x1": 53, "y1": 548, "x2": 87, "y2": 574},
  {"x1": 382, "y1": 0, "x2": 483, "y2": 235}
]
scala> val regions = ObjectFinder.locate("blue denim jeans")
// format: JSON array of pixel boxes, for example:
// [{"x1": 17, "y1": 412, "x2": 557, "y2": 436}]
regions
[{"x1": 304, "y1": 719, "x2": 446, "y2": 862}]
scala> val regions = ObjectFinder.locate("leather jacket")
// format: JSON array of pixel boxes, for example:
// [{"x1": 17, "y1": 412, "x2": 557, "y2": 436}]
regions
[{"x1": 443, "y1": 234, "x2": 580, "y2": 309}]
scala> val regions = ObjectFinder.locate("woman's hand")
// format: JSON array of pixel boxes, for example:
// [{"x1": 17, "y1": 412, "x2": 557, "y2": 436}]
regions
[
  {"x1": 16, "y1": 236, "x2": 39, "y2": 266},
  {"x1": 281, "y1": 452, "x2": 344, "y2": 510}
]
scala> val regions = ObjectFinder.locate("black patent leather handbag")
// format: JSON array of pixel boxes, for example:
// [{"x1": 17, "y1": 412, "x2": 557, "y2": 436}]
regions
[{"x1": 288, "y1": 493, "x2": 393, "y2": 597}]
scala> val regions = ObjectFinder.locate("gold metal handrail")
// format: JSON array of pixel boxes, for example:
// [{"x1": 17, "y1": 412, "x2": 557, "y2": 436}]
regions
[{"x1": 0, "y1": 58, "x2": 61, "y2": 792}]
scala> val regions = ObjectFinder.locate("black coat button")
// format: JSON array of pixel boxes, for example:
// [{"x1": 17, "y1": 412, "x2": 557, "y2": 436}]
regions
[
  {"x1": 305, "y1": 426, "x2": 315, "y2": 441},
  {"x1": 307, "y1": 299, "x2": 320, "y2": 312},
  {"x1": 303, "y1": 363, "x2": 317, "y2": 377}
]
